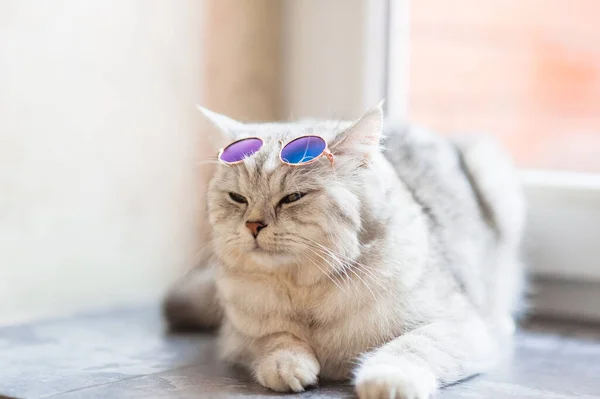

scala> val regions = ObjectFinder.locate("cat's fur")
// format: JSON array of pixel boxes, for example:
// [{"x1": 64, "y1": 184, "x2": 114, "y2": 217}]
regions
[{"x1": 164, "y1": 104, "x2": 525, "y2": 399}]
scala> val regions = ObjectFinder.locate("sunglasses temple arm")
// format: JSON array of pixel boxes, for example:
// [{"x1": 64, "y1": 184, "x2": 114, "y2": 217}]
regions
[{"x1": 324, "y1": 149, "x2": 334, "y2": 167}]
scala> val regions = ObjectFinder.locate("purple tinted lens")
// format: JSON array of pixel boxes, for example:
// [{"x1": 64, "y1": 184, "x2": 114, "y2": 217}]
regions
[
  {"x1": 219, "y1": 138, "x2": 263, "y2": 163},
  {"x1": 280, "y1": 136, "x2": 326, "y2": 164}
]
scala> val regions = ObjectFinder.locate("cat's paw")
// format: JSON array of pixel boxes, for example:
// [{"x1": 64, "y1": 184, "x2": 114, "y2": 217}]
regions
[
  {"x1": 354, "y1": 361, "x2": 437, "y2": 399},
  {"x1": 254, "y1": 349, "x2": 320, "y2": 392}
]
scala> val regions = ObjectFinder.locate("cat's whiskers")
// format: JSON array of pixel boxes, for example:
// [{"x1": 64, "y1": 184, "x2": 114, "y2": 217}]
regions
[
  {"x1": 295, "y1": 237, "x2": 369, "y2": 295},
  {"x1": 303, "y1": 248, "x2": 348, "y2": 294},
  {"x1": 299, "y1": 236, "x2": 387, "y2": 292},
  {"x1": 195, "y1": 156, "x2": 220, "y2": 166},
  {"x1": 304, "y1": 246, "x2": 349, "y2": 292},
  {"x1": 313, "y1": 230, "x2": 359, "y2": 287},
  {"x1": 223, "y1": 234, "x2": 240, "y2": 244},
  {"x1": 303, "y1": 241, "x2": 377, "y2": 300},
  {"x1": 196, "y1": 160, "x2": 221, "y2": 166},
  {"x1": 285, "y1": 238, "x2": 349, "y2": 292},
  {"x1": 321, "y1": 244, "x2": 386, "y2": 291},
  {"x1": 190, "y1": 241, "x2": 214, "y2": 265}
]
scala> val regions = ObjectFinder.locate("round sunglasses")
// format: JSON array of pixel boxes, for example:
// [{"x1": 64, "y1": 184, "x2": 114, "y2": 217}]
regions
[{"x1": 217, "y1": 135, "x2": 334, "y2": 167}]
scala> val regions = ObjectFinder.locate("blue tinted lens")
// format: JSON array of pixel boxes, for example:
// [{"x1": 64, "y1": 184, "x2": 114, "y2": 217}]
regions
[{"x1": 280, "y1": 136, "x2": 327, "y2": 164}]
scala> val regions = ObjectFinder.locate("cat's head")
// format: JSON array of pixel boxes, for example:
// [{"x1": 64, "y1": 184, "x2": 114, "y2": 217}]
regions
[{"x1": 202, "y1": 105, "x2": 384, "y2": 277}]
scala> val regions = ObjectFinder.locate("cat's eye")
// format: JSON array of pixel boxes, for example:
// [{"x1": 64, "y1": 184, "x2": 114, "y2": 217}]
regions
[
  {"x1": 279, "y1": 192, "x2": 305, "y2": 205},
  {"x1": 229, "y1": 192, "x2": 248, "y2": 204}
]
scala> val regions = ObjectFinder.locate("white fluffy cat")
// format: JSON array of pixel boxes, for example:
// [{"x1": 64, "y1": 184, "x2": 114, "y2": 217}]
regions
[{"x1": 165, "y1": 104, "x2": 525, "y2": 399}]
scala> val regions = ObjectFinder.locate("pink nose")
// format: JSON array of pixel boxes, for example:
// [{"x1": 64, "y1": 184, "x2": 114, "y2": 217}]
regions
[{"x1": 245, "y1": 221, "x2": 266, "y2": 237}]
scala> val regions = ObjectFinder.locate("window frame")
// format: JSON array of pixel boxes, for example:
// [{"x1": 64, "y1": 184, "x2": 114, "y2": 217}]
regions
[{"x1": 383, "y1": 0, "x2": 600, "y2": 321}]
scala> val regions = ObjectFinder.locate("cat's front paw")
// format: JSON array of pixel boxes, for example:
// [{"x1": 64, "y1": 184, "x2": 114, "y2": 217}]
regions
[
  {"x1": 354, "y1": 361, "x2": 437, "y2": 399},
  {"x1": 254, "y1": 349, "x2": 320, "y2": 392}
]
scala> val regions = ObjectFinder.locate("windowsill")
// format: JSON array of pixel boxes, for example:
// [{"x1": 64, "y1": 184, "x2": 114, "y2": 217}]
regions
[
  {"x1": 522, "y1": 169, "x2": 600, "y2": 191},
  {"x1": 522, "y1": 169, "x2": 600, "y2": 282},
  {"x1": 523, "y1": 169, "x2": 600, "y2": 322}
]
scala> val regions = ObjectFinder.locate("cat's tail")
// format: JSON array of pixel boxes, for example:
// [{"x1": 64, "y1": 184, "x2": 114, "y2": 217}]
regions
[
  {"x1": 454, "y1": 135, "x2": 527, "y2": 326},
  {"x1": 163, "y1": 265, "x2": 223, "y2": 331},
  {"x1": 455, "y1": 135, "x2": 526, "y2": 248}
]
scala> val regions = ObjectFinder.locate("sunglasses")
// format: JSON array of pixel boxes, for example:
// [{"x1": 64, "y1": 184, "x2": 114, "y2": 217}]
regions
[{"x1": 217, "y1": 135, "x2": 334, "y2": 167}]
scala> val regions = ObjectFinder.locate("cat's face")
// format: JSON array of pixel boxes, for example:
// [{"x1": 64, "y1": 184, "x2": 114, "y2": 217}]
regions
[{"x1": 203, "y1": 106, "x2": 383, "y2": 276}]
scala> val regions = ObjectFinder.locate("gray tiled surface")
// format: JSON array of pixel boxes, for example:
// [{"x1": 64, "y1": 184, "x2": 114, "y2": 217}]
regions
[{"x1": 1, "y1": 306, "x2": 599, "y2": 398}]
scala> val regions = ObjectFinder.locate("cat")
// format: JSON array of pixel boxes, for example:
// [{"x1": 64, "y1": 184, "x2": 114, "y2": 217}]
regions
[{"x1": 164, "y1": 103, "x2": 525, "y2": 399}]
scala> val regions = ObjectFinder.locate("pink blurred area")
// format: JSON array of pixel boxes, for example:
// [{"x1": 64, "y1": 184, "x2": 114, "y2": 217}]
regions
[{"x1": 409, "y1": 0, "x2": 600, "y2": 172}]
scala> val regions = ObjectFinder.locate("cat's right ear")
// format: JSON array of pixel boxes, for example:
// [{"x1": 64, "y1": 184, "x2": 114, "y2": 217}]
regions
[{"x1": 196, "y1": 105, "x2": 244, "y2": 150}]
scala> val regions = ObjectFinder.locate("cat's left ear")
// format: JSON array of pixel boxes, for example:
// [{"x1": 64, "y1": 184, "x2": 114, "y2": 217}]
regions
[
  {"x1": 330, "y1": 100, "x2": 384, "y2": 160},
  {"x1": 196, "y1": 105, "x2": 244, "y2": 150}
]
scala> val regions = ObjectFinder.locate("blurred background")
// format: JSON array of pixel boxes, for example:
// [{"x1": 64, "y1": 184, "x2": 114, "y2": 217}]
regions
[
  {"x1": 409, "y1": 0, "x2": 600, "y2": 173},
  {"x1": 1, "y1": 0, "x2": 599, "y2": 325}
]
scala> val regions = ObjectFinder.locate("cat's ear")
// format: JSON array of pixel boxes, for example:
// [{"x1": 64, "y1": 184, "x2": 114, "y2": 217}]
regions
[
  {"x1": 330, "y1": 101, "x2": 384, "y2": 160},
  {"x1": 197, "y1": 105, "x2": 244, "y2": 150}
]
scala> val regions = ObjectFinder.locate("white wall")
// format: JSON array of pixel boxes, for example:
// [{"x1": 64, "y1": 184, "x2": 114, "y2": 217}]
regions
[{"x1": 0, "y1": 1, "x2": 206, "y2": 324}]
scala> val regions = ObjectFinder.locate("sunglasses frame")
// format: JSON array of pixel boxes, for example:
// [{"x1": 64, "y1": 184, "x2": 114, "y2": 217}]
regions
[
  {"x1": 278, "y1": 135, "x2": 334, "y2": 167},
  {"x1": 217, "y1": 135, "x2": 334, "y2": 167},
  {"x1": 217, "y1": 136, "x2": 264, "y2": 165}
]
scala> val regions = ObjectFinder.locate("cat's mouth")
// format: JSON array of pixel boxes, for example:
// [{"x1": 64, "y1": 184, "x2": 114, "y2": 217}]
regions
[
  {"x1": 248, "y1": 245, "x2": 296, "y2": 265},
  {"x1": 250, "y1": 242, "x2": 283, "y2": 256},
  {"x1": 251, "y1": 241, "x2": 268, "y2": 252}
]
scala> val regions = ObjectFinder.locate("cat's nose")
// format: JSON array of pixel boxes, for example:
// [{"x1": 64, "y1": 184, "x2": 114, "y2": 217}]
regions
[{"x1": 245, "y1": 221, "x2": 267, "y2": 238}]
